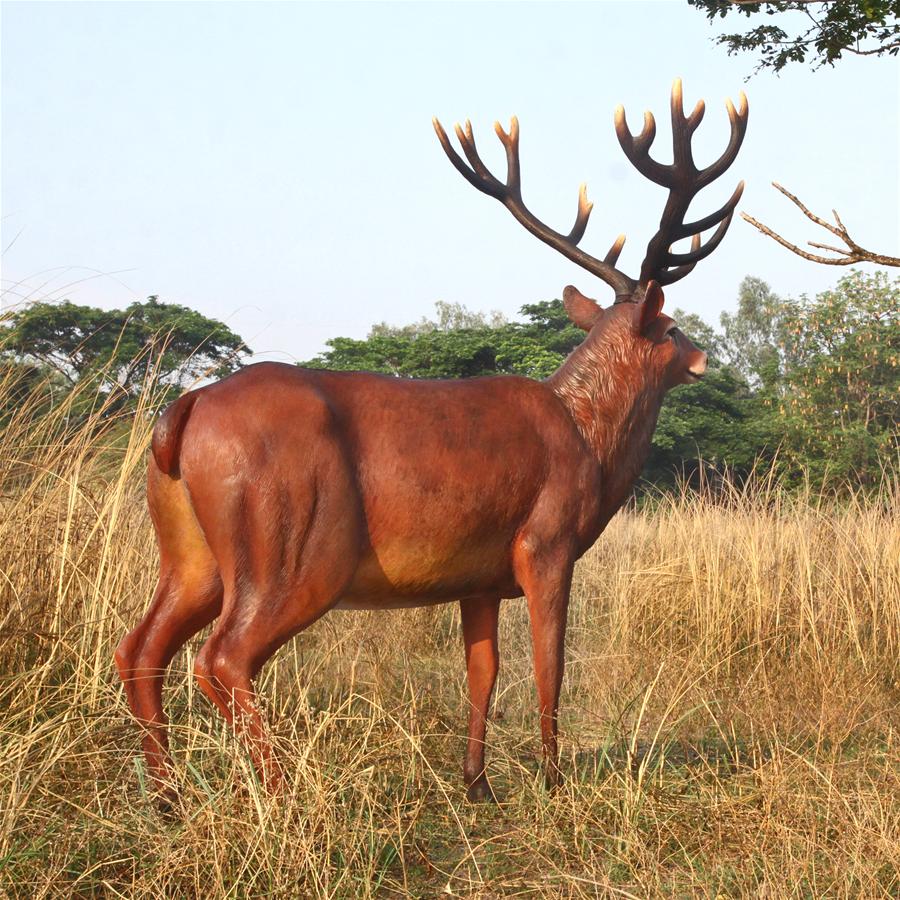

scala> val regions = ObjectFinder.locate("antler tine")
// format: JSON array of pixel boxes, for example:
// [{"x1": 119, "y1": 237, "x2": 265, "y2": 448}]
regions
[
  {"x1": 670, "y1": 78, "x2": 707, "y2": 170},
  {"x1": 434, "y1": 113, "x2": 637, "y2": 296},
  {"x1": 493, "y1": 117, "x2": 522, "y2": 198},
  {"x1": 677, "y1": 180, "x2": 745, "y2": 241},
  {"x1": 432, "y1": 117, "x2": 505, "y2": 200},
  {"x1": 697, "y1": 91, "x2": 748, "y2": 189},
  {"x1": 568, "y1": 183, "x2": 594, "y2": 244},
  {"x1": 687, "y1": 98, "x2": 706, "y2": 134},
  {"x1": 615, "y1": 106, "x2": 669, "y2": 186},
  {"x1": 657, "y1": 234, "x2": 701, "y2": 286},
  {"x1": 604, "y1": 233, "x2": 626, "y2": 267},
  {"x1": 667, "y1": 210, "x2": 735, "y2": 268},
  {"x1": 669, "y1": 78, "x2": 691, "y2": 169},
  {"x1": 455, "y1": 120, "x2": 509, "y2": 196}
]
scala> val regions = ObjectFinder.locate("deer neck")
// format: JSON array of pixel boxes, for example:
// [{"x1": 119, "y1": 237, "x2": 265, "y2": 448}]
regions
[{"x1": 547, "y1": 335, "x2": 663, "y2": 495}]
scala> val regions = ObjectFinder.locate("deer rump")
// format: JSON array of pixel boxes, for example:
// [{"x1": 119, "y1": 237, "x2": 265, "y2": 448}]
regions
[{"x1": 153, "y1": 361, "x2": 599, "y2": 610}]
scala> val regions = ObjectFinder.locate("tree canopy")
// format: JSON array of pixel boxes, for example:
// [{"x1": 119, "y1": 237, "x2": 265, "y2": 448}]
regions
[
  {"x1": 774, "y1": 270, "x2": 899, "y2": 485},
  {"x1": 1, "y1": 296, "x2": 249, "y2": 405},
  {"x1": 302, "y1": 300, "x2": 582, "y2": 381}
]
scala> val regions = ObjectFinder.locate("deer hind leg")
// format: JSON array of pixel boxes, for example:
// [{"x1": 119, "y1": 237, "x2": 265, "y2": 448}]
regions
[
  {"x1": 193, "y1": 600, "x2": 301, "y2": 791},
  {"x1": 115, "y1": 467, "x2": 222, "y2": 804},
  {"x1": 190, "y1": 453, "x2": 363, "y2": 791},
  {"x1": 193, "y1": 560, "x2": 356, "y2": 790},
  {"x1": 460, "y1": 595, "x2": 501, "y2": 802},
  {"x1": 115, "y1": 552, "x2": 222, "y2": 802}
]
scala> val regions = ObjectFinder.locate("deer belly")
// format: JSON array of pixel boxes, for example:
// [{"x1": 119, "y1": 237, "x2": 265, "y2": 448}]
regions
[{"x1": 337, "y1": 530, "x2": 515, "y2": 607}]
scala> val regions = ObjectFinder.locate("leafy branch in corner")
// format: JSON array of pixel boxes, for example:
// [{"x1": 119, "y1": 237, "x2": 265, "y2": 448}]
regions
[{"x1": 688, "y1": 1, "x2": 900, "y2": 74}]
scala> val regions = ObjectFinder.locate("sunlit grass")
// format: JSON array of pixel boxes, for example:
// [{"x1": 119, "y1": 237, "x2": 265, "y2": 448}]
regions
[{"x1": 1, "y1": 360, "x2": 898, "y2": 897}]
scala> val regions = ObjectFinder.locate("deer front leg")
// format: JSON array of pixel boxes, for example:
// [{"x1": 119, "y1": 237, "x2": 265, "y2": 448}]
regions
[
  {"x1": 459, "y1": 595, "x2": 501, "y2": 802},
  {"x1": 514, "y1": 543, "x2": 573, "y2": 790}
]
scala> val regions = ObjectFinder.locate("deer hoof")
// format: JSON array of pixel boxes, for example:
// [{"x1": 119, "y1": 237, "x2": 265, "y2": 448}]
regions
[
  {"x1": 466, "y1": 777, "x2": 497, "y2": 804},
  {"x1": 154, "y1": 786, "x2": 180, "y2": 818},
  {"x1": 544, "y1": 768, "x2": 565, "y2": 793}
]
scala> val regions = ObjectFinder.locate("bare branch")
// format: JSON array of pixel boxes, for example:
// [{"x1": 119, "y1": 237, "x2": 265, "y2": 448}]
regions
[
  {"x1": 742, "y1": 183, "x2": 900, "y2": 267},
  {"x1": 807, "y1": 241, "x2": 852, "y2": 256},
  {"x1": 771, "y1": 182, "x2": 843, "y2": 237}
]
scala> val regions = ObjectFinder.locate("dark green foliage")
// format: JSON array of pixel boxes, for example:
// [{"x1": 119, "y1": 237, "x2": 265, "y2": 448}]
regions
[
  {"x1": 689, "y1": 1, "x2": 900, "y2": 74},
  {"x1": 645, "y1": 362, "x2": 765, "y2": 488},
  {"x1": 301, "y1": 300, "x2": 582, "y2": 380},
  {"x1": 643, "y1": 302, "x2": 776, "y2": 488}
]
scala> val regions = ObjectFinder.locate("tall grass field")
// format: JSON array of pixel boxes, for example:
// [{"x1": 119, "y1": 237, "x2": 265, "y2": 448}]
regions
[{"x1": 1, "y1": 363, "x2": 898, "y2": 898}]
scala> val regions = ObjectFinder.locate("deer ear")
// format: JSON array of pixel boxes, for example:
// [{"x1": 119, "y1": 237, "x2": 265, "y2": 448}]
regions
[
  {"x1": 639, "y1": 281, "x2": 665, "y2": 332},
  {"x1": 563, "y1": 285, "x2": 601, "y2": 332}
]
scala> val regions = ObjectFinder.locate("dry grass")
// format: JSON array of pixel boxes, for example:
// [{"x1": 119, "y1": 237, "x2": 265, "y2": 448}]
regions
[{"x1": 1, "y1": 364, "x2": 898, "y2": 898}]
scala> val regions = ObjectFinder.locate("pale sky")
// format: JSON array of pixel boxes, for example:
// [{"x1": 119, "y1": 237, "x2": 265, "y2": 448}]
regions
[{"x1": 2, "y1": 1, "x2": 898, "y2": 363}]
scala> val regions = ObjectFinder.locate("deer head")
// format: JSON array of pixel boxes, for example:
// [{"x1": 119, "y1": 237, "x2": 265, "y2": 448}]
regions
[
  {"x1": 433, "y1": 78, "x2": 748, "y2": 334},
  {"x1": 561, "y1": 281, "x2": 709, "y2": 391}
]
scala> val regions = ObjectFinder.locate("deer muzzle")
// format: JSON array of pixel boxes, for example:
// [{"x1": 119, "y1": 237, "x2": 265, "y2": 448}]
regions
[{"x1": 686, "y1": 351, "x2": 708, "y2": 381}]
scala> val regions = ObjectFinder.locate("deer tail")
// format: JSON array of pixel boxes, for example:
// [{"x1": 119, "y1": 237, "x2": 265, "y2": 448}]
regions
[{"x1": 151, "y1": 389, "x2": 201, "y2": 477}]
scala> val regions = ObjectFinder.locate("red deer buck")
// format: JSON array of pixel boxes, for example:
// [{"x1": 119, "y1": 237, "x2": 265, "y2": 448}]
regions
[{"x1": 116, "y1": 80, "x2": 748, "y2": 805}]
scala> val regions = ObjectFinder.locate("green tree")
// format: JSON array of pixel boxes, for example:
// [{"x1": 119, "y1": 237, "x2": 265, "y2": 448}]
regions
[
  {"x1": 301, "y1": 329, "x2": 504, "y2": 378},
  {"x1": 689, "y1": 1, "x2": 900, "y2": 74},
  {"x1": 775, "y1": 270, "x2": 899, "y2": 486},
  {"x1": 369, "y1": 300, "x2": 507, "y2": 338},
  {"x1": 301, "y1": 300, "x2": 580, "y2": 380},
  {"x1": 719, "y1": 276, "x2": 785, "y2": 389},
  {"x1": 1, "y1": 296, "x2": 249, "y2": 404},
  {"x1": 645, "y1": 365, "x2": 764, "y2": 487}
]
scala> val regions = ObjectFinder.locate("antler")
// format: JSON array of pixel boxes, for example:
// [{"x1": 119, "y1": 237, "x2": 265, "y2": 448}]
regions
[
  {"x1": 434, "y1": 81, "x2": 748, "y2": 300},
  {"x1": 615, "y1": 78, "x2": 748, "y2": 288},
  {"x1": 432, "y1": 116, "x2": 637, "y2": 297}
]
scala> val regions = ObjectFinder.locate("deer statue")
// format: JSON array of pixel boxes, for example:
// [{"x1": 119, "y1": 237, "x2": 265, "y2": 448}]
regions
[{"x1": 116, "y1": 80, "x2": 747, "y2": 806}]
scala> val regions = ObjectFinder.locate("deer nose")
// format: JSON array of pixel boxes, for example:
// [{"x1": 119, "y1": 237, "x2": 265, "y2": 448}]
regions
[{"x1": 688, "y1": 352, "x2": 708, "y2": 378}]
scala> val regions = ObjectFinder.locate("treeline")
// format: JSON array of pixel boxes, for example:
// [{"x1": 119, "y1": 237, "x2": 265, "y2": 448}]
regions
[{"x1": 2, "y1": 271, "x2": 897, "y2": 490}]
